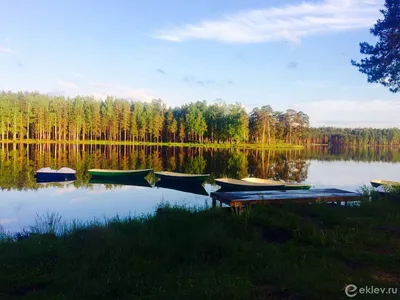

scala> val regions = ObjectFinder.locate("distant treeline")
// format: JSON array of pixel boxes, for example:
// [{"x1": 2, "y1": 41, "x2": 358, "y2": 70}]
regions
[
  {"x1": 0, "y1": 91, "x2": 399, "y2": 146},
  {"x1": 0, "y1": 91, "x2": 309, "y2": 144},
  {"x1": 308, "y1": 127, "x2": 400, "y2": 146}
]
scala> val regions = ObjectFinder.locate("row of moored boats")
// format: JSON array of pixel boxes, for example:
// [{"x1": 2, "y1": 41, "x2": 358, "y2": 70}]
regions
[
  {"x1": 35, "y1": 167, "x2": 312, "y2": 191},
  {"x1": 35, "y1": 167, "x2": 399, "y2": 192}
]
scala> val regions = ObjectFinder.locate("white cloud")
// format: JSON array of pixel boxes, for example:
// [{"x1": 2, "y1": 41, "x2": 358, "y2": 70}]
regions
[
  {"x1": 0, "y1": 45, "x2": 13, "y2": 54},
  {"x1": 90, "y1": 82, "x2": 158, "y2": 102},
  {"x1": 154, "y1": 0, "x2": 382, "y2": 43},
  {"x1": 55, "y1": 186, "x2": 76, "y2": 195},
  {"x1": 58, "y1": 80, "x2": 78, "y2": 89},
  {"x1": 291, "y1": 99, "x2": 400, "y2": 128}
]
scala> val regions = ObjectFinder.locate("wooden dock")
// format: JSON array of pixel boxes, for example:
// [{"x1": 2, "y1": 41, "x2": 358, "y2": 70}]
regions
[{"x1": 210, "y1": 188, "x2": 362, "y2": 213}]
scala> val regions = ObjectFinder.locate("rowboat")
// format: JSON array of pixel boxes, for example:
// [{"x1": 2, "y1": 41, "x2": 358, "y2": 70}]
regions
[
  {"x1": 241, "y1": 177, "x2": 312, "y2": 190},
  {"x1": 88, "y1": 169, "x2": 152, "y2": 180},
  {"x1": 154, "y1": 171, "x2": 210, "y2": 184},
  {"x1": 370, "y1": 180, "x2": 400, "y2": 188},
  {"x1": 215, "y1": 178, "x2": 284, "y2": 191},
  {"x1": 155, "y1": 180, "x2": 209, "y2": 196},
  {"x1": 89, "y1": 177, "x2": 152, "y2": 188},
  {"x1": 35, "y1": 167, "x2": 76, "y2": 183}
]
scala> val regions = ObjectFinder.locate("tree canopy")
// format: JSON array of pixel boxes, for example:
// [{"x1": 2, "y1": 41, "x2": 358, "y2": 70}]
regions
[
  {"x1": 351, "y1": 0, "x2": 400, "y2": 92},
  {"x1": 0, "y1": 91, "x2": 309, "y2": 145},
  {"x1": 1, "y1": 91, "x2": 399, "y2": 146}
]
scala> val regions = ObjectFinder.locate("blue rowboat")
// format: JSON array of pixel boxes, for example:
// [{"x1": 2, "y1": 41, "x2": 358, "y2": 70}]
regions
[{"x1": 35, "y1": 167, "x2": 76, "y2": 183}]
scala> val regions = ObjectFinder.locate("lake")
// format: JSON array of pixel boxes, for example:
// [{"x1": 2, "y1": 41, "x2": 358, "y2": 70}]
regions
[{"x1": 1, "y1": 143, "x2": 399, "y2": 233}]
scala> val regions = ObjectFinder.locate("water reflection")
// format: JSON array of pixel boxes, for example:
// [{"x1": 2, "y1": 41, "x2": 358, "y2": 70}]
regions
[
  {"x1": 89, "y1": 177, "x2": 153, "y2": 189},
  {"x1": 0, "y1": 143, "x2": 399, "y2": 191},
  {"x1": 155, "y1": 180, "x2": 209, "y2": 196},
  {"x1": 1, "y1": 143, "x2": 400, "y2": 232}
]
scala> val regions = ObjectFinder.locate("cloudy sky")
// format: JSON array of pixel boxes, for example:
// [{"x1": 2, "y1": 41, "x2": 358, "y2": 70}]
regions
[{"x1": 0, "y1": 0, "x2": 399, "y2": 127}]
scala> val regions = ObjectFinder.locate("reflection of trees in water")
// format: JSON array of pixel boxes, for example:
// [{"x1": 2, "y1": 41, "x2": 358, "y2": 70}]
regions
[
  {"x1": 0, "y1": 144, "x2": 397, "y2": 190},
  {"x1": 167, "y1": 156, "x2": 176, "y2": 171},
  {"x1": 226, "y1": 150, "x2": 248, "y2": 179},
  {"x1": 149, "y1": 150, "x2": 163, "y2": 172},
  {"x1": 305, "y1": 146, "x2": 400, "y2": 162},
  {"x1": 178, "y1": 149, "x2": 185, "y2": 172},
  {"x1": 184, "y1": 156, "x2": 206, "y2": 175},
  {"x1": 247, "y1": 149, "x2": 309, "y2": 182}
]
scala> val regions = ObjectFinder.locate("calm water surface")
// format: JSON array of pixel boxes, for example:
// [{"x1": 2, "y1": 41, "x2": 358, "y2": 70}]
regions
[{"x1": 1, "y1": 144, "x2": 399, "y2": 232}]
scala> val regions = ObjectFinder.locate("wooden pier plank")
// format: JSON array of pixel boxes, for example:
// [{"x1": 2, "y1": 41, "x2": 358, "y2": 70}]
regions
[{"x1": 210, "y1": 188, "x2": 361, "y2": 207}]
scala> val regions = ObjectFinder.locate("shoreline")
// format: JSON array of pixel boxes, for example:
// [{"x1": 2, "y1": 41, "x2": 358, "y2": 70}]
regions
[{"x1": 0, "y1": 139, "x2": 305, "y2": 149}]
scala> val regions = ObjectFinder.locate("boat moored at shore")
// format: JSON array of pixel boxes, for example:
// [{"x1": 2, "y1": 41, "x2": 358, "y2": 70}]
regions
[
  {"x1": 215, "y1": 178, "x2": 285, "y2": 191},
  {"x1": 241, "y1": 177, "x2": 312, "y2": 190},
  {"x1": 35, "y1": 167, "x2": 76, "y2": 183},
  {"x1": 88, "y1": 169, "x2": 152, "y2": 180},
  {"x1": 155, "y1": 171, "x2": 210, "y2": 184}
]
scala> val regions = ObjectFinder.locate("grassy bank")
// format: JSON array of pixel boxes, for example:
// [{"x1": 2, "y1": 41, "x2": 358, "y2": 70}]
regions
[
  {"x1": 1, "y1": 190, "x2": 400, "y2": 299},
  {"x1": 0, "y1": 139, "x2": 304, "y2": 150}
]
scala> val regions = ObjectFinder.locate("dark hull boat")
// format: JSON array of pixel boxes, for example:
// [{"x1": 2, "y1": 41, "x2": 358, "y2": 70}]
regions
[
  {"x1": 35, "y1": 167, "x2": 76, "y2": 183},
  {"x1": 88, "y1": 169, "x2": 152, "y2": 180},
  {"x1": 155, "y1": 171, "x2": 210, "y2": 184}
]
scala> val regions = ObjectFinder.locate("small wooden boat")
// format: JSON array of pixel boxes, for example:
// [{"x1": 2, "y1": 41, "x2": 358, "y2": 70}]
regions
[
  {"x1": 155, "y1": 181, "x2": 209, "y2": 196},
  {"x1": 241, "y1": 177, "x2": 312, "y2": 190},
  {"x1": 35, "y1": 167, "x2": 76, "y2": 183},
  {"x1": 215, "y1": 178, "x2": 284, "y2": 191},
  {"x1": 154, "y1": 171, "x2": 210, "y2": 184},
  {"x1": 88, "y1": 169, "x2": 152, "y2": 180},
  {"x1": 370, "y1": 180, "x2": 400, "y2": 188}
]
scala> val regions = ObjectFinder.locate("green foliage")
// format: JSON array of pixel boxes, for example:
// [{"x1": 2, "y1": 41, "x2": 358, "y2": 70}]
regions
[
  {"x1": 1, "y1": 90, "x2": 397, "y2": 147},
  {"x1": 0, "y1": 91, "x2": 309, "y2": 145},
  {"x1": 1, "y1": 199, "x2": 400, "y2": 299},
  {"x1": 351, "y1": 0, "x2": 400, "y2": 93}
]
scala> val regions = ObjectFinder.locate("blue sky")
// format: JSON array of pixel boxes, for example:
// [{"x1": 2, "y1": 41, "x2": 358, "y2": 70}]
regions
[{"x1": 0, "y1": 0, "x2": 399, "y2": 127}]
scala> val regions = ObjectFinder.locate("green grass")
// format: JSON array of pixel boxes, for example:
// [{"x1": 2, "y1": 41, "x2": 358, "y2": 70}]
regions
[
  {"x1": 0, "y1": 139, "x2": 304, "y2": 149},
  {"x1": 1, "y1": 193, "x2": 400, "y2": 299}
]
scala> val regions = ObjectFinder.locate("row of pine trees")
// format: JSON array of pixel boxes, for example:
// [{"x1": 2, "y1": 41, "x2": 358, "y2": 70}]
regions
[
  {"x1": 0, "y1": 91, "x2": 310, "y2": 144},
  {"x1": 1, "y1": 91, "x2": 399, "y2": 146}
]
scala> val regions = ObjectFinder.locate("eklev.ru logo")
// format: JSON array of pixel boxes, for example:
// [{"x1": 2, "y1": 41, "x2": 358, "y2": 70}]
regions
[{"x1": 345, "y1": 284, "x2": 398, "y2": 297}]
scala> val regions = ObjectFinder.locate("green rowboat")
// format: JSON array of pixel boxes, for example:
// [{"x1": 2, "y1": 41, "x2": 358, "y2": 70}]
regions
[
  {"x1": 88, "y1": 169, "x2": 152, "y2": 180},
  {"x1": 154, "y1": 171, "x2": 210, "y2": 184},
  {"x1": 241, "y1": 177, "x2": 312, "y2": 190}
]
